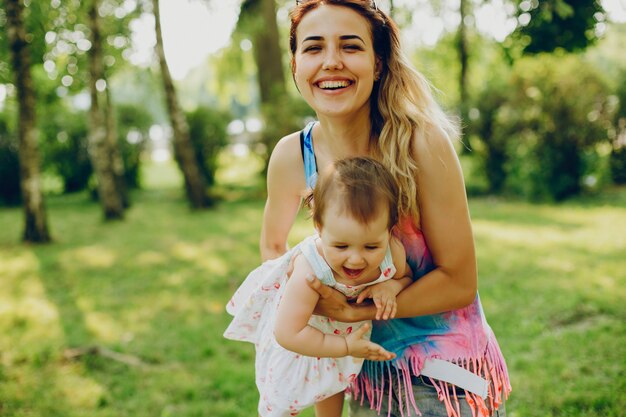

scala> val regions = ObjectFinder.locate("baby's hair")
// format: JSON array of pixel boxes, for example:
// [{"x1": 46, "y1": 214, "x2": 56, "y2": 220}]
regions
[{"x1": 304, "y1": 157, "x2": 399, "y2": 230}]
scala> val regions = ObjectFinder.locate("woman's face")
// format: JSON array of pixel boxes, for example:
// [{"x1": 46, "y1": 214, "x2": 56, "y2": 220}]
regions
[{"x1": 293, "y1": 5, "x2": 379, "y2": 119}]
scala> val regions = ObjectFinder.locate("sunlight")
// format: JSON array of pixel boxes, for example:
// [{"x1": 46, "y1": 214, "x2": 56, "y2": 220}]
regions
[
  {"x1": 60, "y1": 246, "x2": 117, "y2": 269},
  {"x1": 171, "y1": 241, "x2": 229, "y2": 274},
  {"x1": 83, "y1": 309, "x2": 125, "y2": 343},
  {"x1": 136, "y1": 250, "x2": 169, "y2": 267},
  {"x1": 0, "y1": 251, "x2": 39, "y2": 282},
  {"x1": 55, "y1": 366, "x2": 107, "y2": 409}
]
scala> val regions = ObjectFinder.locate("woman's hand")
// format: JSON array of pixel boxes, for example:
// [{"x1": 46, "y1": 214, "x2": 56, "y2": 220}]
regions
[
  {"x1": 306, "y1": 276, "x2": 376, "y2": 322},
  {"x1": 345, "y1": 323, "x2": 395, "y2": 361}
]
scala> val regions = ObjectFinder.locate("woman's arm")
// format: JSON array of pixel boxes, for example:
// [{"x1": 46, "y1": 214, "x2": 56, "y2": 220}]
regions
[
  {"x1": 393, "y1": 126, "x2": 477, "y2": 317},
  {"x1": 260, "y1": 133, "x2": 306, "y2": 261},
  {"x1": 275, "y1": 255, "x2": 394, "y2": 360},
  {"x1": 308, "y1": 128, "x2": 477, "y2": 321}
]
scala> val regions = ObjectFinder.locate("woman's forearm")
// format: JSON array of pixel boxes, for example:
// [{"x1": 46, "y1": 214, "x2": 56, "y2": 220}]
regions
[{"x1": 394, "y1": 268, "x2": 476, "y2": 318}]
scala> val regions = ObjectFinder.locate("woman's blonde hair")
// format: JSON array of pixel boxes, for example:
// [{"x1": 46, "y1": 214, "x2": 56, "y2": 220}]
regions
[{"x1": 289, "y1": 0, "x2": 459, "y2": 223}]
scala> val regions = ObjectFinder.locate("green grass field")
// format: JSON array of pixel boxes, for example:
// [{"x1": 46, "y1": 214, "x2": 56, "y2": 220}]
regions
[{"x1": 1, "y1": 153, "x2": 625, "y2": 417}]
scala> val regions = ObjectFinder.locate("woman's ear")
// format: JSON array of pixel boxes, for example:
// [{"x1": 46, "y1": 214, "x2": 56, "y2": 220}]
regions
[{"x1": 374, "y1": 57, "x2": 383, "y2": 80}]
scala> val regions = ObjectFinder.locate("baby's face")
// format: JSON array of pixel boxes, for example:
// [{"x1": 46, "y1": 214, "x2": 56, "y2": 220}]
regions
[{"x1": 318, "y1": 201, "x2": 390, "y2": 286}]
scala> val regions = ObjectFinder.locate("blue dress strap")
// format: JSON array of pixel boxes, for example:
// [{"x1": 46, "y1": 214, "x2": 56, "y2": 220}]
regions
[
  {"x1": 299, "y1": 235, "x2": 336, "y2": 286},
  {"x1": 301, "y1": 121, "x2": 318, "y2": 189}
]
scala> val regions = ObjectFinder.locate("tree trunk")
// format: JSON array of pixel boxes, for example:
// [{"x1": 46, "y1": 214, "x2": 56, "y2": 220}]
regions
[
  {"x1": 246, "y1": 0, "x2": 286, "y2": 106},
  {"x1": 87, "y1": 0, "x2": 125, "y2": 219},
  {"x1": 6, "y1": 0, "x2": 51, "y2": 243},
  {"x1": 240, "y1": 0, "x2": 288, "y2": 168},
  {"x1": 153, "y1": 0, "x2": 209, "y2": 208},
  {"x1": 105, "y1": 85, "x2": 129, "y2": 208},
  {"x1": 458, "y1": 0, "x2": 471, "y2": 152}
]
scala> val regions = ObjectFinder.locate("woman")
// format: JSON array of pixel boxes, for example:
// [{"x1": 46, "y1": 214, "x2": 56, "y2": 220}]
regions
[{"x1": 260, "y1": 1, "x2": 511, "y2": 416}]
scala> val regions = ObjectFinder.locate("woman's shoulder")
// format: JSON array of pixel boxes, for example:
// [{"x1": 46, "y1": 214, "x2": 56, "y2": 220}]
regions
[
  {"x1": 411, "y1": 124, "x2": 461, "y2": 177},
  {"x1": 411, "y1": 124, "x2": 454, "y2": 157},
  {"x1": 267, "y1": 131, "x2": 306, "y2": 184},
  {"x1": 268, "y1": 131, "x2": 303, "y2": 168}
]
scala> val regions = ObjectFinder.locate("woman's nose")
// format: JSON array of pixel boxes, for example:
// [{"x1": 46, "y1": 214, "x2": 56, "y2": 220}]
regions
[{"x1": 322, "y1": 50, "x2": 343, "y2": 71}]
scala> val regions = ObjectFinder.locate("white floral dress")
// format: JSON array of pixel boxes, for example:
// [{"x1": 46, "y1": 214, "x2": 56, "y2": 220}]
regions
[{"x1": 224, "y1": 234, "x2": 396, "y2": 417}]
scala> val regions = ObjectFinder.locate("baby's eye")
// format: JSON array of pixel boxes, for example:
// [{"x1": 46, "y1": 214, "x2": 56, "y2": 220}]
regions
[
  {"x1": 365, "y1": 246, "x2": 379, "y2": 250},
  {"x1": 334, "y1": 245, "x2": 348, "y2": 249}
]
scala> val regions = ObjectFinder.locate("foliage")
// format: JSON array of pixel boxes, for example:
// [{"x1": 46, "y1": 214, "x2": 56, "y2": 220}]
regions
[
  {"x1": 0, "y1": 155, "x2": 625, "y2": 416},
  {"x1": 38, "y1": 102, "x2": 150, "y2": 194},
  {"x1": 186, "y1": 106, "x2": 231, "y2": 188},
  {"x1": 0, "y1": 107, "x2": 20, "y2": 206},
  {"x1": 116, "y1": 103, "x2": 153, "y2": 189},
  {"x1": 609, "y1": 70, "x2": 626, "y2": 184},
  {"x1": 507, "y1": 0, "x2": 607, "y2": 56},
  {"x1": 472, "y1": 53, "x2": 613, "y2": 201},
  {"x1": 39, "y1": 106, "x2": 92, "y2": 194},
  {"x1": 259, "y1": 94, "x2": 316, "y2": 174}
]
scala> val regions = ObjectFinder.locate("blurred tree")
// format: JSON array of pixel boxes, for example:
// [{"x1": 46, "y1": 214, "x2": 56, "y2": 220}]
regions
[
  {"x1": 0, "y1": 108, "x2": 21, "y2": 206},
  {"x1": 186, "y1": 106, "x2": 230, "y2": 189},
  {"x1": 609, "y1": 71, "x2": 626, "y2": 184},
  {"x1": 5, "y1": 0, "x2": 51, "y2": 242},
  {"x1": 508, "y1": 0, "x2": 607, "y2": 55},
  {"x1": 238, "y1": 0, "x2": 291, "y2": 168},
  {"x1": 474, "y1": 54, "x2": 613, "y2": 200},
  {"x1": 116, "y1": 104, "x2": 153, "y2": 189},
  {"x1": 40, "y1": 107, "x2": 92, "y2": 193},
  {"x1": 152, "y1": 0, "x2": 211, "y2": 208},
  {"x1": 87, "y1": 0, "x2": 126, "y2": 219},
  {"x1": 457, "y1": 0, "x2": 471, "y2": 151}
]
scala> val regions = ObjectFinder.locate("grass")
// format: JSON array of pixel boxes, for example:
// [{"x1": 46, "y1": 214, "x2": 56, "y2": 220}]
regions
[{"x1": 0, "y1": 150, "x2": 625, "y2": 417}]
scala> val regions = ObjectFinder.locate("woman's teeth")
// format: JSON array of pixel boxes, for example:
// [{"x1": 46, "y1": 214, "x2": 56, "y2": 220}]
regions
[{"x1": 318, "y1": 80, "x2": 350, "y2": 90}]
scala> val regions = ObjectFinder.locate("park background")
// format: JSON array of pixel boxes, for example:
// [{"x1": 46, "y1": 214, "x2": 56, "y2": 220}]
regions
[{"x1": 1, "y1": 0, "x2": 625, "y2": 416}]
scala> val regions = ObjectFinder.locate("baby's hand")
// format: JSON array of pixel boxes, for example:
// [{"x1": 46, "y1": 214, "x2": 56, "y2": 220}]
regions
[
  {"x1": 345, "y1": 323, "x2": 395, "y2": 361},
  {"x1": 356, "y1": 280, "x2": 404, "y2": 320}
]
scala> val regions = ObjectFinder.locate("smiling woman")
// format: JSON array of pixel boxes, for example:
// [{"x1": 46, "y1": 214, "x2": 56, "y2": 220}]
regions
[{"x1": 256, "y1": 1, "x2": 511, "y2": 417}]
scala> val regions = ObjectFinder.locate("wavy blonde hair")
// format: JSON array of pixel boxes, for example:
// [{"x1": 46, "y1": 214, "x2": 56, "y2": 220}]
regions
[{"x1": 289, "y1": 0, "x2": 459, "y2": 224}]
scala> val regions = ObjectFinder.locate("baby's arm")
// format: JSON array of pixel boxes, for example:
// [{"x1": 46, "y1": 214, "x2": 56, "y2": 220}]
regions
[
  {"x1": 275, "y1": 254, "x2": 395, "y2": 361},
  {"x1": 356, "y1": 237, "x2": 413, "y2": 320}
]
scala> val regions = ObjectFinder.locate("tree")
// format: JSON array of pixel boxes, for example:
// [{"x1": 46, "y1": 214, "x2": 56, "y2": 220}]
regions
[
  {"x1": 87, "y1": 0, "x2": 125, "y2": 219},
  {"x1": 509, "y1": 0, "x2": 607, "y2": 55},
  {"x1": 457, "y1": 0, "x2": 471, "y2": 151},
  {"x1": 152, "y1": 0, "x2": 211, "y2": 208},
  {"x1": 5, "y1": 0, "x2": 51, "y2": 242},
  {"x1": 238, "y1": 0, "x2": 311, "y2": 170}
]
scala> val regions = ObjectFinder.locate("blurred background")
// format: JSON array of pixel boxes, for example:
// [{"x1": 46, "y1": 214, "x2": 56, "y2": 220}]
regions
[{"x1": 0, "y1": 0, "x2": 625, "y2": 416}]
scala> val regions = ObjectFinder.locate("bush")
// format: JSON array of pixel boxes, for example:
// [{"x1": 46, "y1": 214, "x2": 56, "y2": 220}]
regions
[
  {"x1": 186, "y1": 106, "x2": 230, "y2": 188},
  {"x1": 258, "y1": 95, "x2": 316, "y2": 174},
  {"x1": 470, "y1": 78, "x2": 511, "y2": 194},
  {"x1": 473, "y1": 54, "x2": 613, "y2": 200},
  {"x1": 40, "y1": 109, "x2": 92, "y2": 194},
  {"x1": 0, "y1": 114, "x2": 21, "y2": 206},
  {"x1": 116, "y1": 104, "x2": 153, "y2": 189}
]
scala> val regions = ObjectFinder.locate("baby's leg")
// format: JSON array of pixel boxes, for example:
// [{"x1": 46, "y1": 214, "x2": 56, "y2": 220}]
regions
[{"x1": 314, "y1": 391, "x2": 345, "y2": 417}]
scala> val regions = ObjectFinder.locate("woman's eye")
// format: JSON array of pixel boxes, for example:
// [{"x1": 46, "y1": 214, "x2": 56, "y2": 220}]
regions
[
  {"x1": 303, "y1": 46, "x2": 321, "y2": 53},
  {"x1": 343, "y1": 44, "x2": 362, "y2": 51}
]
